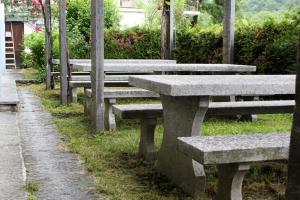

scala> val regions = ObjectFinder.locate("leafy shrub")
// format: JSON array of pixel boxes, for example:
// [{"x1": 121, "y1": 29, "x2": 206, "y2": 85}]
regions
[
  {"x1": 22, "y1": 9, "x2": 300, "y2": 80},
  {"x1": 67, "y1": 0, "x2": 120, "y2": 43}
]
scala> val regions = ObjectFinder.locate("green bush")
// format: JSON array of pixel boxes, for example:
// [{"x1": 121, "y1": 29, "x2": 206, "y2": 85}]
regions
[
  {"x1": 23, "y1": 32, "x2": 45, "y2": 70},
  {"x1": 104, "y1": 28, "x2": 160, "y2": 59},
  {"x1": 67, "y1": 0, "x2": 120, "y2": 43},
  {"x1": 22, "y1": 10, "x2": 300, "y2": 79}
]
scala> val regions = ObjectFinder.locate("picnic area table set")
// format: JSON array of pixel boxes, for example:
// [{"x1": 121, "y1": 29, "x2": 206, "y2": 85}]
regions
[{"x1": 53, "y1": 59, "x2": 295, "y2": 199}]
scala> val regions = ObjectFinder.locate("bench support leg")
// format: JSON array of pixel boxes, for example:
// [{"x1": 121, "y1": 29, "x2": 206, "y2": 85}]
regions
[
  {"x1": 239, "y1": 96, "x2": 259, "y2": 122},
  {"x1": 216, "y1": 163, "x2": 250, "y2": 200},
  {"x1": 84, "y1": 89, "x2": 92, "y2": 116},
  {"x1": 71, "y1": 87, "x2": 78, "y2": 103},
  {"x1": 139, "y1": 117, "x2": 157, "y2": 161},
  {"x1": 104, "y1": 99, "x2": 117, "y2": 131},
  {"x1": 157, "y1": 95, "x2": 209, "y2": 197}
]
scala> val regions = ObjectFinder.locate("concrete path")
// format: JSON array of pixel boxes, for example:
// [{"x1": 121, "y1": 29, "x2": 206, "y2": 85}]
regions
[
  {"x1": 0, "y1": 70, "x2": 26, "y2": 199},
  {"x1": 18, "y1": 88, "x2": 102, "y2": 200},
  {"x1": 0, "y1": 112, "x2": 26, "y2": 200},
  {"x1": 0, "y1": 70, "x2": 104, "y2": 199}
]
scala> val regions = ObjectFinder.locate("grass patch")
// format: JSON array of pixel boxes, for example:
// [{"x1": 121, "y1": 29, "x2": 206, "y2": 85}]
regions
[
  {"x1": 25, "y1": 84, "x2": 291, "y2": 200},
  {"x1": 25, "y1": 181, "x2": 39, "y2": 200},
  {"x1": 22, "y1": 68, "x2": 39, "y2": 80}
]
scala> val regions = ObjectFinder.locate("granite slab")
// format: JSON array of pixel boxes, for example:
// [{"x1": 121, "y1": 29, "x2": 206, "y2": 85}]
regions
[
  {"x1": 52, "y1": 59, "x2": 176, "y2": 65},
  {"x1": 72, "y1": 63, "x2": 256, "y2": 72},
  {"x1": 129, "y1": 75, "x2": 295, "y2": 96},
  {"x1": 177, "y1": 133, "x2": 290, "y2": 165},
  {"x1": 0, "y1": 74, "x2": 19, "y2": 105}
]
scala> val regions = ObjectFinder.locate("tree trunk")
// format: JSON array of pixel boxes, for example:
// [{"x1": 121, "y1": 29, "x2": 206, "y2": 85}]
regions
[
  {"x1": 42, "y1": 0, "x2": 55, "y2": 89},
  {"x1": 160, "y1": 0, "x2": 174, "y2": 59},
  {"x1": 59, "y1": 0, "x2": 69, "y2": 104},
  {"x1": 286, "y1": 34, "x2": 300, "y2": 199}
]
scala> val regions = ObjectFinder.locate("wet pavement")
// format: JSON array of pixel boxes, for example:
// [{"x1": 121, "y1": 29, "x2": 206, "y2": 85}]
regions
[
  {"x1": 18, "y1": 88, "x2": 102, "y2": 200},
  {"x1": 0, "y1": 112, "x2": 26, "y2": 200},
  {"x1": 0, "y1": 70, "x2": 104, "y2": 199}
]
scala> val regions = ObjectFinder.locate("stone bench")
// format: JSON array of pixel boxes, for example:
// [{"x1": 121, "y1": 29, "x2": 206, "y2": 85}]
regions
[
  {"x1": 51, "y1": 71, "x2": 90, "y2": 77},
  {"x1": 177, "y1": 133, "x2": 290, "y2": 200},
  {"x1": 112, "y1": 100, "x2": 294, "y2": 160},
  {"x1": 69, "y1": 75, "x2": 132, "y2": 102},
  {"x1": 84, "y1": 88, "x2": 159, "y2": 130}
]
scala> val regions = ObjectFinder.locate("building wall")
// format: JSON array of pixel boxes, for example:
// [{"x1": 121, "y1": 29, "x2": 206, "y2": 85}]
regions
[
  {"x1": 117, "y1": 0, "x2": 146, "y2": 29},
  {"x1": 0, "y1": 4, "x2": 5, "y2": 79},
  {"x1": 120, "y1": 8, "x2": 145, "y2": 29}
]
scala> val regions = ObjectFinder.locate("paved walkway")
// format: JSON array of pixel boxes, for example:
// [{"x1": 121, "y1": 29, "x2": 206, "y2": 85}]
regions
[
  {"x1": 18, "y1": 88, "x2": 100, "y2": 200},
  {"x1": 0, "y1": 70, "x2": 104, "y2": 199},
  {"x1": 0, "y1": 112, "x2": 26, "y2": 199}
]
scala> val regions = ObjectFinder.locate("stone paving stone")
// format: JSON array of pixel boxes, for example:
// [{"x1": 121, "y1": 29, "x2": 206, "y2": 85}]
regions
[
  {"x1": 18, "y1": 88, "x2": 104, "y2": 200},
  {"x1": 0, "y1": 112, "x2": 26, "y2": 200}
]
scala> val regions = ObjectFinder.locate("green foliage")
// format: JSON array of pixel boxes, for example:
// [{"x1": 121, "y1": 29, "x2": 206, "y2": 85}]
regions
[
  {"x1": 23, "y1": 32, "x2": 46, "y2": 70},
  {"x1": 136, "y1": 0, "x2": 190, "y2": 30},
  {"x1": 22, "y1": 9, "x2": 300, "y2": 77},
  {"x1": 234, "y1": 13, "x2": 300, "y2": 74},
  {"x1": 104, "y1": 28, "x2": 161, "y2": 59},
  {"x1": 243, "y1": 0, "x2": 300, "y2": 13},
  {"x1": 66, "y1": 0, "x2": 120, "y2": 42}
]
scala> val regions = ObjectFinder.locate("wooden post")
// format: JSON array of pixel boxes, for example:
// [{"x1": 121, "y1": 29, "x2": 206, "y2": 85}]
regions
[
  {"x1": 286, "y1": 34, "x2": 300, "y2": 199},
  {"x1": 59, "y1": 0, "x2": 68, "y2": 104},
  {"x1": 91, "y1": 0, "x2": 105, "y2": 131},
  {"x1": 161, "y1": 0, "x2": 174, "y2": 59},
  {"x1": 223, "y1": 0, "x2": 235, "y2": 64},
  {"x1": 44, "y1": 0, "x2": 54, "y2": 89}
]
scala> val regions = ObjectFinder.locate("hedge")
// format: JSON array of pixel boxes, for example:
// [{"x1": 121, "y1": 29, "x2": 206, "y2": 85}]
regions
[{"x1": 23, "y1": 13, "x2": 300, "y2": 77}]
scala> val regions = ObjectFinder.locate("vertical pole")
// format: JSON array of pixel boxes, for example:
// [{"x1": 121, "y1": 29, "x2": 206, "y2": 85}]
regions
[
  {"x1": 286, "y1": 34, "x2": 300, "y2": 199},
  {"x1": 161, "y1": 0, "x2": 174, "y2": 59},
  {"x1": 44, "y1": 0, "x2": 54, "y2": 90},
  {"x1": 91, "y1": 0, "x2": 105, "y2": 131},
  {"x1": 223, "y1": 0, "x2": 235, "y2": 64},
  {"x1": 59, "y1": 0, "x2": 68, "y2": 104}
]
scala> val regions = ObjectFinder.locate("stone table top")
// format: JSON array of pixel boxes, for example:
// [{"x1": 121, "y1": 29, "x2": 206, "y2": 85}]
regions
[
  {"x1": 71, "y1": 63, "x2": 256, "y2": 73},
  {"x1": 129, "y1": 75, "x2": 295, "y2": 96},
  {"x1": 52, "y1": 59, "x2": 176, "y2": 65},
  {"x1": 177, "y1": 133, "x2": 290, "y2": 164}
]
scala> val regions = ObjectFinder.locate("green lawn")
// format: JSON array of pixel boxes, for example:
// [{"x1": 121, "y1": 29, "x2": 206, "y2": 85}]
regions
[{"x1": 24, "y1": 84, "x2": 291, "y2": 200}]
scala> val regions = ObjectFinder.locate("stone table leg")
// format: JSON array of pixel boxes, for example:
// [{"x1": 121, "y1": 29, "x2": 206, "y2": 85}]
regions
[
  {"x1": 216, "y1": 163, "x2": 250, "y2": 200},
  {"x1": 157, "y1": 95, "x2": 209, "y2": 196},
  {"x1": 84, "y1": 89, "x2": 92, "y2": 115},
  {"x1": 104, "y1": 98, "x2": 117, "y2": 131},
  {"x1": 138, "y1": 117, "x2": 157, "y2": 161},
  {"x1": 71, "y1": 87, "x2": 78, "y2": 103}
]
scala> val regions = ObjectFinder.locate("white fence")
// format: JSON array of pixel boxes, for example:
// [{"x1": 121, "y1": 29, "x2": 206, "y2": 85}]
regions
[{"x1": 0, "y1": 4, "x2": 5, "y2": 80}]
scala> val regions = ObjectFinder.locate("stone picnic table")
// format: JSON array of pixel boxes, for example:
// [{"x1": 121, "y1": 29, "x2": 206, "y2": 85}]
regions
[
  {"x1": 52, "y1": 59, "x2": 256, "y2": 73},
  {"x1": 128, "y1": 74, "x2": 295, "y2": 196},
  {"x1": 70, "y1": 62, "x2": 256, "y2": 73},
  {"x1": 51, "y1": 59, "x2": 176, "y2": 65}
]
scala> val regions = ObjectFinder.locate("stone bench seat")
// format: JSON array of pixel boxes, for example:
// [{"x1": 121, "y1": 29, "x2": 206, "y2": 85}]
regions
[
  {"x1": 113, "y1": 100, "x2": 295, "y2": 119},
  {"x1": 111, "y1": 100, "x2": 294, "y2": 161},
  {"x1": 51, "y1": 71, "x2": 90, "y2": 77},
  {"x1": 85, "y1": 88, "x2": 159, "y2": 99},
  {"x1": 70, "y1": 75, "x2": 130, "y2": 82},
  {"x1": 84, "y1": 88, "x2": 159, "y2": 130},
  {"x1": 177, "y1": 133, "x2": 290, "y2": 200},
  {"x1": 69, "y1": 78, "x2": 131, "y2": 102}
]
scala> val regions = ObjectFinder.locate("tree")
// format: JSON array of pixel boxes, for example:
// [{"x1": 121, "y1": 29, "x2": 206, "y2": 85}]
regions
[{"x1": 161, "y1": 0, "x2": 173, "y2": 59}]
